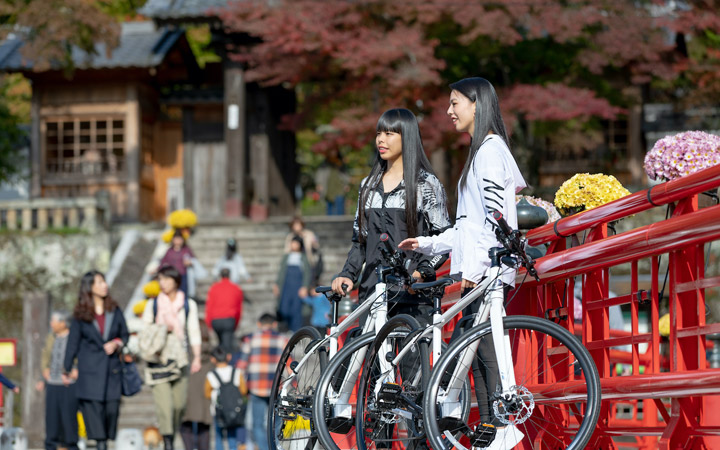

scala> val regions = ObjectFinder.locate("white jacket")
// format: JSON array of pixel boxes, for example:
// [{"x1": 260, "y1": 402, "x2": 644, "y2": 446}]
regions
[{"x1": 416, "y1": 135, "x2": 527, "y2": 285}]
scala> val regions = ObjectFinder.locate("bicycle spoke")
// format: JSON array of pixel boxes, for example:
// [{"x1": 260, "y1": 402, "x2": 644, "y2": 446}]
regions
[{"x1": 424, "y1": 316, "x2": 600, "y2": 450}]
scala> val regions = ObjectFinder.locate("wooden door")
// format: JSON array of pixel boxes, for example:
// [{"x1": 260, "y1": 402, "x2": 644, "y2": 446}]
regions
[
  {"x1": 184, "y1": 141, "x2": 227, "y2": 219},
  {"x1": 151, "y1": 122, "x2": 183, "y2": 221}
]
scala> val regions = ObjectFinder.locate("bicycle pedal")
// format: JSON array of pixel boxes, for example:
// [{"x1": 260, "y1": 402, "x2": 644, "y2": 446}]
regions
[
  {"x1": 470, "y1": 423, "x2": 496, "y2": 448},
  {"x1": 377, "y1": 383, "x2": 403, "y2": 406}
]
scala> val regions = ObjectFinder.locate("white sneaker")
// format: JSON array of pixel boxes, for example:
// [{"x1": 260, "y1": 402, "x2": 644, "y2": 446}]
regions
[{"x1": 486, "y1": 424, "x2": 524, "y2": 450}]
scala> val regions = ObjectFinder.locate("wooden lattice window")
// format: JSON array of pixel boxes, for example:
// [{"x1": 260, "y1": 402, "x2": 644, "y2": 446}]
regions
[{"x1": 44, "y1": 118, "x2": 125, "y2": 176}]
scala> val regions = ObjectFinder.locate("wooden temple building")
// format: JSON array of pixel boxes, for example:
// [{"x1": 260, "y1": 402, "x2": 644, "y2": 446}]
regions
[{"x1": 0, "y1": 0, "x2": 297, "y2": 222}]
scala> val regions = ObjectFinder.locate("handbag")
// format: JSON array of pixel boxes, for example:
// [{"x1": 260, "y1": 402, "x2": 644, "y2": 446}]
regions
[
  {"x1": 121, "y1": 358, "x2": 143, "y2": 396},
  {"x1": 137, "y1": 322, "x2": 168, "y2": 363}
]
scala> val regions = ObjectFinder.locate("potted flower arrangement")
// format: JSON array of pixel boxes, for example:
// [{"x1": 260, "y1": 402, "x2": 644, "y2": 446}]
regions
[
  {"x1": 554, "y1": 173, "x2": 631, "y2": 217},
  {"x1": 162, "y1": 208, "x2": 198, "y2": 243},
  {"x1": 644, "y1": 130, "x2": 720, "y2": 182}
]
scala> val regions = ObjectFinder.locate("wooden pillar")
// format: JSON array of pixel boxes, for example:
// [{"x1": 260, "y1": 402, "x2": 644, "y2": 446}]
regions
[
  {"x1": 22, "y1": 291, "x2": 49, "y2": 447},
  {"x1": 249, "y1": 133, "x2": 269, "y2": 221},
  {"x1": 125, "y1": 84, "x2": 141, "y2": 220},
  {"x1": 224, "y1": 63, "x2": 246, "y2": 217},
  {"x1": 30, "y1": 88, "x2": 41, "y2": 198}
]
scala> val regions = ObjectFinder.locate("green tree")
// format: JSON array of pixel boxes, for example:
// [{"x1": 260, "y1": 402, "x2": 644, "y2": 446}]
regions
[{"x1": 0, "y1": 77, "x2": 24, "y2": 183}]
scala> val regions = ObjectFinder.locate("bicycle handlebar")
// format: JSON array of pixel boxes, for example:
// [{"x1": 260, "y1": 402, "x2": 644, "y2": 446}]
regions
[
  {"x1": 378, "y1": 233, "x2": 413, "y2": 286},
  {"x1": 492, "y1": 211, "x2": 540, "y2": 281}
]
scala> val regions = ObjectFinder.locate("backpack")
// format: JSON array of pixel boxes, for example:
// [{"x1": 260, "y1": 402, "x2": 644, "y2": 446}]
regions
[{"x1": 212, "y1": 368, "x2": 246, "y2": 429}]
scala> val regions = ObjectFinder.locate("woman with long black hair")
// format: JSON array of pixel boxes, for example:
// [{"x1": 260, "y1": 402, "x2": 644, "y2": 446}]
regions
[
  {"x1": 331, "y1": 108, "x2": 450, "y2": 316},
  {"x1": 64, "y1": 270, "x2": 129, "y2": 450},
  {"x1": 399, "y1": 77, "x2": 528, "y2": 450}
]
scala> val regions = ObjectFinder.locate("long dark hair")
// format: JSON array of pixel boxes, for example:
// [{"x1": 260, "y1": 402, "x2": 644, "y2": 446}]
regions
[
  {"x1": 450, "y1": 77, "x2": 511, "y2": 192},
  {"x1": 73, "y1": 270, "x2": 118, "y2": 322},
  {"x1": 357, "y1": 108, "x2": 434, "y2": 242}
]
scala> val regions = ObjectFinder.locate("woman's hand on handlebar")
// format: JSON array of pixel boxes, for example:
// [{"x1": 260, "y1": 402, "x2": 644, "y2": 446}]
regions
[
  {"x1": 398, "y1": 238, "x2": 419, "y2": 251},
  {"x1": 332, "y1": 277, "x2": 353, "y2": 296}
]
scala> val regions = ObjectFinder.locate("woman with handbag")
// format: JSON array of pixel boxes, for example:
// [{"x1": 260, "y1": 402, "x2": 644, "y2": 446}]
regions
[
  {"x1": 141, "y1": 264, "x2": 202, "y2": 450},
  {"x1": 64, "y1": 270, "x2": 129, "y2": 450}
]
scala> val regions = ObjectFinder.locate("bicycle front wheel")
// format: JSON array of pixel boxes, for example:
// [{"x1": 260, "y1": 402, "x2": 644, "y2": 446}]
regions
[
  {"x1": 313, "y1": 332, "x2": 376, "y2": 450},
  {"x1": 424, "y1": 315, "x2": 601, "y2": 450},
  {"x1": 268, "y1": 326, "x2": 327, "y2": 450},
  {"x1": 356, "y1": 314, "x2": 429, "y2": 450}
]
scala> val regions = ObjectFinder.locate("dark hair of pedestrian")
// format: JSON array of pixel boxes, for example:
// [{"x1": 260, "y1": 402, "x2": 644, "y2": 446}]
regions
[
  {"x1": 211, "y1": 346, "x2": 228, "y2": 362},
  {"x1": 74, "y1": 270, "x2": 118, "y2": 322},
  {"x1": 259, "y1": 313, "x2": 277, "y2": 325},
  {"x1": 358, "y1": 108, "x2": 435, "y2": 243},
  {"x1": 219, "y1": 268, "x2": 231, "y2": 279},
  {"x1": 225, "y1": 238, "x2": 236, "y2": 260},
  {"x1": 157, "y1": 265, "x2": 183, "y2": 289},
  {"x1": 449, "y1": 77, "x2": 511, "y2": 192},
  {"x1": 172, "y1": 229, "x2": 186, "y2": 246},
  {"x1": 289, "y1": 216, "x2": 305, "y2": 230},
  {"x1": 291, "y1": 235, "x2": 305, "y2": 251}
]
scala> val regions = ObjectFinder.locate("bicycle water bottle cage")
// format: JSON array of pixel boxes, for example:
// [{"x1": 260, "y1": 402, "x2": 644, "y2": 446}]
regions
[{"x1": 471, "y1": 423, "x2": 497, "y2": 447}]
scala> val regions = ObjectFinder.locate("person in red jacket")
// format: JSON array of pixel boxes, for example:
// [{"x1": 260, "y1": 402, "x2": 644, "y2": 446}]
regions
[{"x1": 205, "y1": 268, "x2": 244, "y2": 353}]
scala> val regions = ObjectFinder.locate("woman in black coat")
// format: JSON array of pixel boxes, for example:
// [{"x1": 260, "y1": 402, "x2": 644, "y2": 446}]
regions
[{"x1": 64, "y1": 270, "x2": 129, "y2": 450}]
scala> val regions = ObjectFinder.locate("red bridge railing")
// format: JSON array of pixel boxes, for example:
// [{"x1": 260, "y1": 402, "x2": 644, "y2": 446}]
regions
[{"x1": 508, "y1": 164, "x2": 720, "y2": 449}]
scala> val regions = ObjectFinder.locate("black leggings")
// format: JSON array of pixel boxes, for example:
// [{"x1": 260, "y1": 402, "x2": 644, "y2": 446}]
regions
[{"x1": 456, "y1": 285, "x2": 511, "y2": 427}]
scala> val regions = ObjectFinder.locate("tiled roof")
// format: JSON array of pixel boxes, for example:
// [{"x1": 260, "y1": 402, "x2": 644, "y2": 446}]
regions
[
  {"x1": 0, "y1": 22, "x2": 183, "y2": 71},
  {"x1": 139, "y1": 0, "x2": 231, "y2": 20}
]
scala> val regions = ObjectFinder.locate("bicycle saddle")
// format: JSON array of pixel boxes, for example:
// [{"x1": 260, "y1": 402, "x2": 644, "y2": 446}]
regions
[{"x1": 411, "y1": 277, "x2": 455, "y2": 291}]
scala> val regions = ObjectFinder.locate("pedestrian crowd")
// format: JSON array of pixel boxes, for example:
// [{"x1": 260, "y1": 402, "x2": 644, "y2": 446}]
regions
[{"x1": 34, "y1": 216, "x2": 328, "y2": 450}]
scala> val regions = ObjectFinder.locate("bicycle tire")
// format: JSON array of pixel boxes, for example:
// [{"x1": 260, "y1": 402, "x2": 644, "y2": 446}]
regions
[
  {"x1": 423, "y1": 315, "x2": 601, "y2": 450},
  {"x1": 313, "y1": 332, "x2": 376, "y2": 450},
  {"x1": 356, "y1": 314, "x2": 429, "y2": 450},
  {"x1": 268, "y1": 326, "x2": 328, "y2": 450}
]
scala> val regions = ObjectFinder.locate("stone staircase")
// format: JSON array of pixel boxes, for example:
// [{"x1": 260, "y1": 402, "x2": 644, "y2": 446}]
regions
[{"x1": 190, "y1": 216, "x2": 354, "y2": 335}]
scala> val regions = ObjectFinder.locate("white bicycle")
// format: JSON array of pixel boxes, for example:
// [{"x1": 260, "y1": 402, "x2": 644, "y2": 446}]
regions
[
  {"x1": 356, "y1": 212, "x2": 601, "y2": 450},
  {"x1": 268, "y1": 234, "x2": 421, "y2": 450}
]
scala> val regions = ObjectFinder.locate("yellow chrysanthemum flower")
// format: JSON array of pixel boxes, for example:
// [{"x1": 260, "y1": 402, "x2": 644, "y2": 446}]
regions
[
  {"x1": 167, "y1": 209, "x2": 198, "y2": 229},
  {"x1": 554, "y1": 173, "x2": 631, "y2": 215},
  {"x1": 143, "y1": 280, "x2": 161, "y2": 298},
  {"x1": 132, "y1": 299, "x2": 149, "y2": 316},
  {"x1": 659, "y1": 313, "x2": 670, "y2": 337},
  {"x1": 162, "y1": 228, "x2": 176, "y2": 243}
]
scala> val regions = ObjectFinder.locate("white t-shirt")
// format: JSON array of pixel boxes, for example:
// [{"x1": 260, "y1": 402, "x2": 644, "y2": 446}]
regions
[{"x1": 206, "y1": 365, "x2": 243, "y2": 416}]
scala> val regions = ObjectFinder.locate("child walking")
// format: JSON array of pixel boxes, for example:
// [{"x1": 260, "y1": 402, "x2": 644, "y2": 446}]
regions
[{"x1": 205, "y1": 347, "x2": 247, "y2": 450}]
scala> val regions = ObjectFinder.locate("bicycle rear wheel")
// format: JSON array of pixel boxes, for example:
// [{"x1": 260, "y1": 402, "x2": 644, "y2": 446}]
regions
[
  {"x1": 268, "y1": 326, "x2": 327, "y2": 450},
  {"x1": 356, "y1": 314, "x2": 429, "y2": 450},
  {"x1": 424, "y1": 315, "x2": 601, "y2": 450},
  {"x1": 313, "y1": 332, "x2": 376, "y2": 450}
]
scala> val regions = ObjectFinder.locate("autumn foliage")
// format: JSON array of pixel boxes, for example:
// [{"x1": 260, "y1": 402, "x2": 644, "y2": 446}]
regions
[{"x1": 219, "y1": 0, "x2": 720, "y2": 156}]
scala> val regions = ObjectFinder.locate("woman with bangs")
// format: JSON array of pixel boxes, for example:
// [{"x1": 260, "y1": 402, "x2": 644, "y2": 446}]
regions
[{"x1": 331, "y1": 108, "x2": 450, "y2": 319}]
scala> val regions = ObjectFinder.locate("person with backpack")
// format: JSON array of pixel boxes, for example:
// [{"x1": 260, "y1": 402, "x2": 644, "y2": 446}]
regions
[
  {"x1": 236, "y1": 314, "x2": 288, "y2": 450},
  {"x1": 205, "y1": 347, "x2": 247, "y2": 450},
  {"x1": 141, "y1": 265, "x2": 202, "y2": 450}
]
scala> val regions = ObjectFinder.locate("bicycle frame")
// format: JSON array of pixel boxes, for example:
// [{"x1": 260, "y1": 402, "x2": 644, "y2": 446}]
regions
[
  {"x1": 377, "y1": 258, "x2": 517, "y2": 416},
  {"x1": 279, "y1": 277, "x2": 395, "y2": 412}
]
